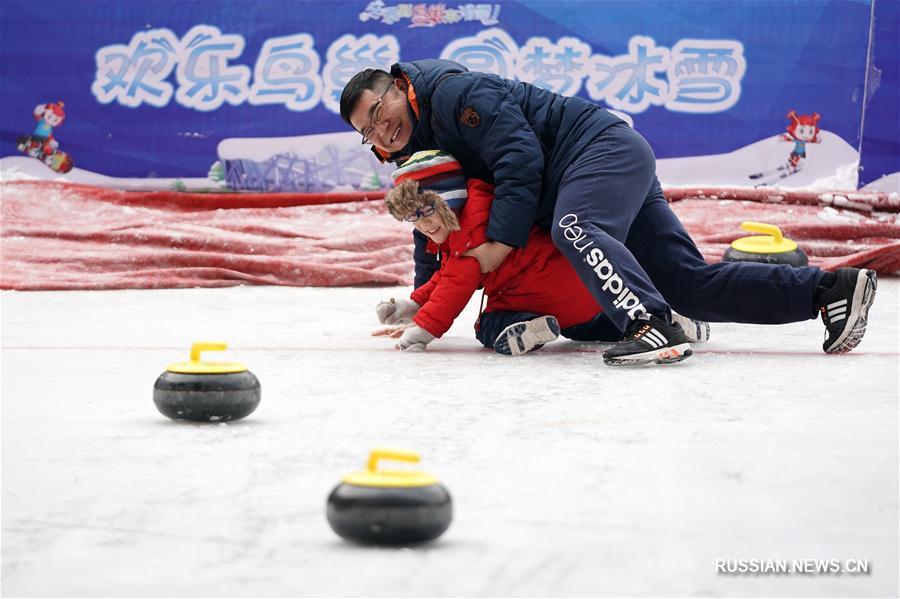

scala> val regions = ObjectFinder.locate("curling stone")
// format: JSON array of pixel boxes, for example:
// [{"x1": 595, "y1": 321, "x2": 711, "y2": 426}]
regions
[
  {"x1": 153, "y1": 341, "x2": 260, "y2": 422},
  {"x1": 326, "y1": 448, "x2": 452, "y2": 545},
  {"x1": 722, "y1": 221, "x2": 808, "y2": 266}
]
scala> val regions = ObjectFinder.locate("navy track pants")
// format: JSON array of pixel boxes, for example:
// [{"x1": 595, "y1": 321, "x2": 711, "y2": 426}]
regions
[{"x1": 550, "y1": 123, "x2": 825, "y2": 332}]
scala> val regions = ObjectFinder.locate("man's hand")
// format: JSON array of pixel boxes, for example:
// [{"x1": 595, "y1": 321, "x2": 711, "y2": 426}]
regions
[
  {"x1": 395, "y1": 325, "x2": 436, "y2": 352},
  {"x1": 375, "y1": 298, "x2": 420, "y2": 325},
  {"x1": 463, "y1": 241, "x2": 514, "y2": 274}
]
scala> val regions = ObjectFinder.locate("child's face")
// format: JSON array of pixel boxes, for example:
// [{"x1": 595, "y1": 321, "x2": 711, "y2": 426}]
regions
[{"x1": 412, "y1": 210, "x2": 450, "y2": 244}]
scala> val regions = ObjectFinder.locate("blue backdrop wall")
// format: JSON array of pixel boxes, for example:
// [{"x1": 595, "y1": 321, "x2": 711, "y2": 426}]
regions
[
  {"x1": 0, "y1": 0, "x2": 892, "y2": 186},
  {"x1": 858, "y1": 0, "x2": 899, "y2": 187}
]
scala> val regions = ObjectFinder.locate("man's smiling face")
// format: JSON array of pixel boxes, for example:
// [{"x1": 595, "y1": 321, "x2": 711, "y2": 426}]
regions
[{"x1": 349, "y1": 78, "x2": 414, "y2": 154}]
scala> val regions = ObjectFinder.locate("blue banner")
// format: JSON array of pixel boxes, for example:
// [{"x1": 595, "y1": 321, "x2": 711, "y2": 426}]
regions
[
  {"x1": 858, "y1": 0, "x2": 899, "y2": 187},
  {"x1": 0, "y1": 0, "x2": 881, "y2": 185}
]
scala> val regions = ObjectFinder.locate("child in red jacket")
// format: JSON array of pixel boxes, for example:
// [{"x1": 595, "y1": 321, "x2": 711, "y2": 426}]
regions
[{"x1": 374, "y1": 151, "x2": 676, "y2": 354}]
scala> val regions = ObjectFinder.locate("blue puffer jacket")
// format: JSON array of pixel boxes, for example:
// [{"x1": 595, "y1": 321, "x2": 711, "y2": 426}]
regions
[{"x1": 379, "y1": 59, "x2": 624, "y2": 251}]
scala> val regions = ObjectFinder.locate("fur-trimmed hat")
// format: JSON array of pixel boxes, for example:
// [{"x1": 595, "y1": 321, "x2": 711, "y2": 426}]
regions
[{"x1": 385, "y1": 150, "x2": 466, "y2": 232}]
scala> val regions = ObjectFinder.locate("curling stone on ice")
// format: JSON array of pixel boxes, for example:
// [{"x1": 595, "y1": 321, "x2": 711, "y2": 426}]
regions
[
  {"x1": 326, "y1": 448, "x2": 452, "y2": 545},
  {"x1": 153, "y1": 341, "x2": 260, "y2": 422},
  {"x1": 722, "y1": 221, "x2": 808, "y2": 267}
]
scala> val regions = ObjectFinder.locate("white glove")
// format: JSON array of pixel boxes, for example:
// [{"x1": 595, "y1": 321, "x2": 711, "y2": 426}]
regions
[
  {"x1": 33, "y1": 104, "x2": 47, "y2": 119},
  {"x1": 395, "y1": 325, "x2": 436, "y2": 352},
  {"x1": 375, "y1": 298, "x2": 420, "y2": 325}
]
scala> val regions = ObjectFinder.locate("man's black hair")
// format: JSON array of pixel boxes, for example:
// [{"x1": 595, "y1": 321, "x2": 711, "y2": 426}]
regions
[{"x1": 339, "y1": 68, "x2": 393, "y2": 126}]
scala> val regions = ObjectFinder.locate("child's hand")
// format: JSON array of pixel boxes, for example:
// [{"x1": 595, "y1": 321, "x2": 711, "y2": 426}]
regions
[
  {"x1": 371, "y1": 324, "x2": 412, "y2": 338},
  {"x1": 375, "y1": 298, "x2": 420, "y2": 324},
  {"x1": 371, "y1": 323, "x2": 435, "y2": 351},
  {"x1": 395, "y1": 325, "x2": 436, "y2": 351}
]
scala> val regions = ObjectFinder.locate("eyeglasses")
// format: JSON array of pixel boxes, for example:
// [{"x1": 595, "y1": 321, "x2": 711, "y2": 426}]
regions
[
  {"x1": 360, "y1": 81, "x2": 394, "y2": 145},
  {"x1": 403, "y1": 202, "x2": 437, "y2": 222}
]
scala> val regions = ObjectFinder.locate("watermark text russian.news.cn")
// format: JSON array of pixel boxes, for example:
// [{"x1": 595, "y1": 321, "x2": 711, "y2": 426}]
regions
[{"x1": 716, "y1": 558, "x2": 871, "y2": 576}]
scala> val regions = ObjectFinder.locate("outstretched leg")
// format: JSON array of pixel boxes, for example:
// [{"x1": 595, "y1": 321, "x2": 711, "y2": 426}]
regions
[{"x1": 624, "y1": 179, "x2": 824, "y2": 324}]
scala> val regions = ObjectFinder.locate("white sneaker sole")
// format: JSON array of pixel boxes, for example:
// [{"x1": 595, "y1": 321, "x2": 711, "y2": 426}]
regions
[
  {"x1": 603, "y1": 343, "x2": 693, "y2": 366},
  {"x1": 824, "y1": 270, "x2": 877, "y2": 354},
  {"x1": 494, "y1": 316, "x2": 560, "y2": 356}
]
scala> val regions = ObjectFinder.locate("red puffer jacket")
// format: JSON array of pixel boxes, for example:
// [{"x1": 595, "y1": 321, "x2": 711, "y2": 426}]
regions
[{"x1": 410, "y1": 179, "x2": 601, "y2": 338}]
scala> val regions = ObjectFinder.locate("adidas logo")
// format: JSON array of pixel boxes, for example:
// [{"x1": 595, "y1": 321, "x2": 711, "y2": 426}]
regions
[
  {"x1": 557, "y1": 213, "x2": 648, "y2": 321},
  {"x1": 824, "y1": 299, "x2": 847, "y2": 323},
  {"x1": 639, "y1": 325, "x2": 669, "y2": 348}
]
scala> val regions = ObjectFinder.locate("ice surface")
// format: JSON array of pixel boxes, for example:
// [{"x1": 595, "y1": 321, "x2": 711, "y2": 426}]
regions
[{"x1": 1, "y1": 282, "x2": 898, "y2": 596}]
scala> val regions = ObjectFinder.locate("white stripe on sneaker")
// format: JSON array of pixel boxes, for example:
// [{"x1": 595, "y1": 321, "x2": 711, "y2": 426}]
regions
[
  {"x1": 645, "y1": 329, "x2": 667, "y2": 348},
  {"x1": 827, "y1": 302, "x2": 847, "y2": 322}
]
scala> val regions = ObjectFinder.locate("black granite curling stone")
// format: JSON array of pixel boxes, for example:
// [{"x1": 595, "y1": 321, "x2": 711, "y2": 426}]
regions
[
  {"x1": 153, "y1": 342, "x2": 260, "y2": 422},
  {"x1": 722, "y1": 221, "x2": 808, "y2": 267},
  {"x1": 327, "y1": 449, "x2": 452, "y2": 545}
]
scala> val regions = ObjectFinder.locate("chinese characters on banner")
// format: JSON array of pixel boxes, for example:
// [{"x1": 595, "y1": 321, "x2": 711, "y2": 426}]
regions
[
  {"x1": 358, "y1": 1, "x2": 502, "y2": 26},
  {"x1": 93, "y1": 24, "x2": 746, "y2": 115}
]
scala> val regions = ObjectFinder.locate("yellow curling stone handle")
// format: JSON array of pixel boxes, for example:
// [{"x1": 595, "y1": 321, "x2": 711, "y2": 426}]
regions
[
  {"x1": 731, "y1": 221, "x2": 798, "y2": 254},
  {"x1": 342, "y1": 448, "x2": 440, "y2": 488},
  {"x1": 166, "y1": 341, "x2": 248, "y2": 374}
]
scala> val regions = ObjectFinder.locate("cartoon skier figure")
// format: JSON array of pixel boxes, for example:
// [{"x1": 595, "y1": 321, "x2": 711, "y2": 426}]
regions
[
  {"x1": 17, "y1": 101, "x2": 73, "y2": 173},
  {"x1": 783, "y1": 110, "x2": 821, "y2": 168},
  {"x1": 749, "y1": 110, "x2": 821, "y2": 186}
]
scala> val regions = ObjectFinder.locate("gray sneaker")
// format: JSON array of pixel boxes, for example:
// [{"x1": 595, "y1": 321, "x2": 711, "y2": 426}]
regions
[
  {"x1": 671, "y1": 311, "x2": 710, "y2": 343},
  {"x1": 493, "y1": 315, "x2": 561, "y2": 356}
]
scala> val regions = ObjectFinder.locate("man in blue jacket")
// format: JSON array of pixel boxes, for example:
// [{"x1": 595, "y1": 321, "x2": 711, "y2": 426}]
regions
[{"x1": 340, "y1": 59, "x2": 877, "y2": 365}]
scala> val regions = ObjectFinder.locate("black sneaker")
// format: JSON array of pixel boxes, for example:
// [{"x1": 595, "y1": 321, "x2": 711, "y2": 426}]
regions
[
  {"x1": 493, "y1": 315, "x2": 561, "y2": 356},
  {"x1": 817, "y1": 268, "x2": 877, "y2": 354},
  {"x1": 603, "y1": 315, "x2": 693, "y2": 366}
]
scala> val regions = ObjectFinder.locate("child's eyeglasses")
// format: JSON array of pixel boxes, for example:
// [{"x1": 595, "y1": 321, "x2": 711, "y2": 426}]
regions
[{"x1": 403, "y1": 203, "x2": 437, "y2": 222}]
